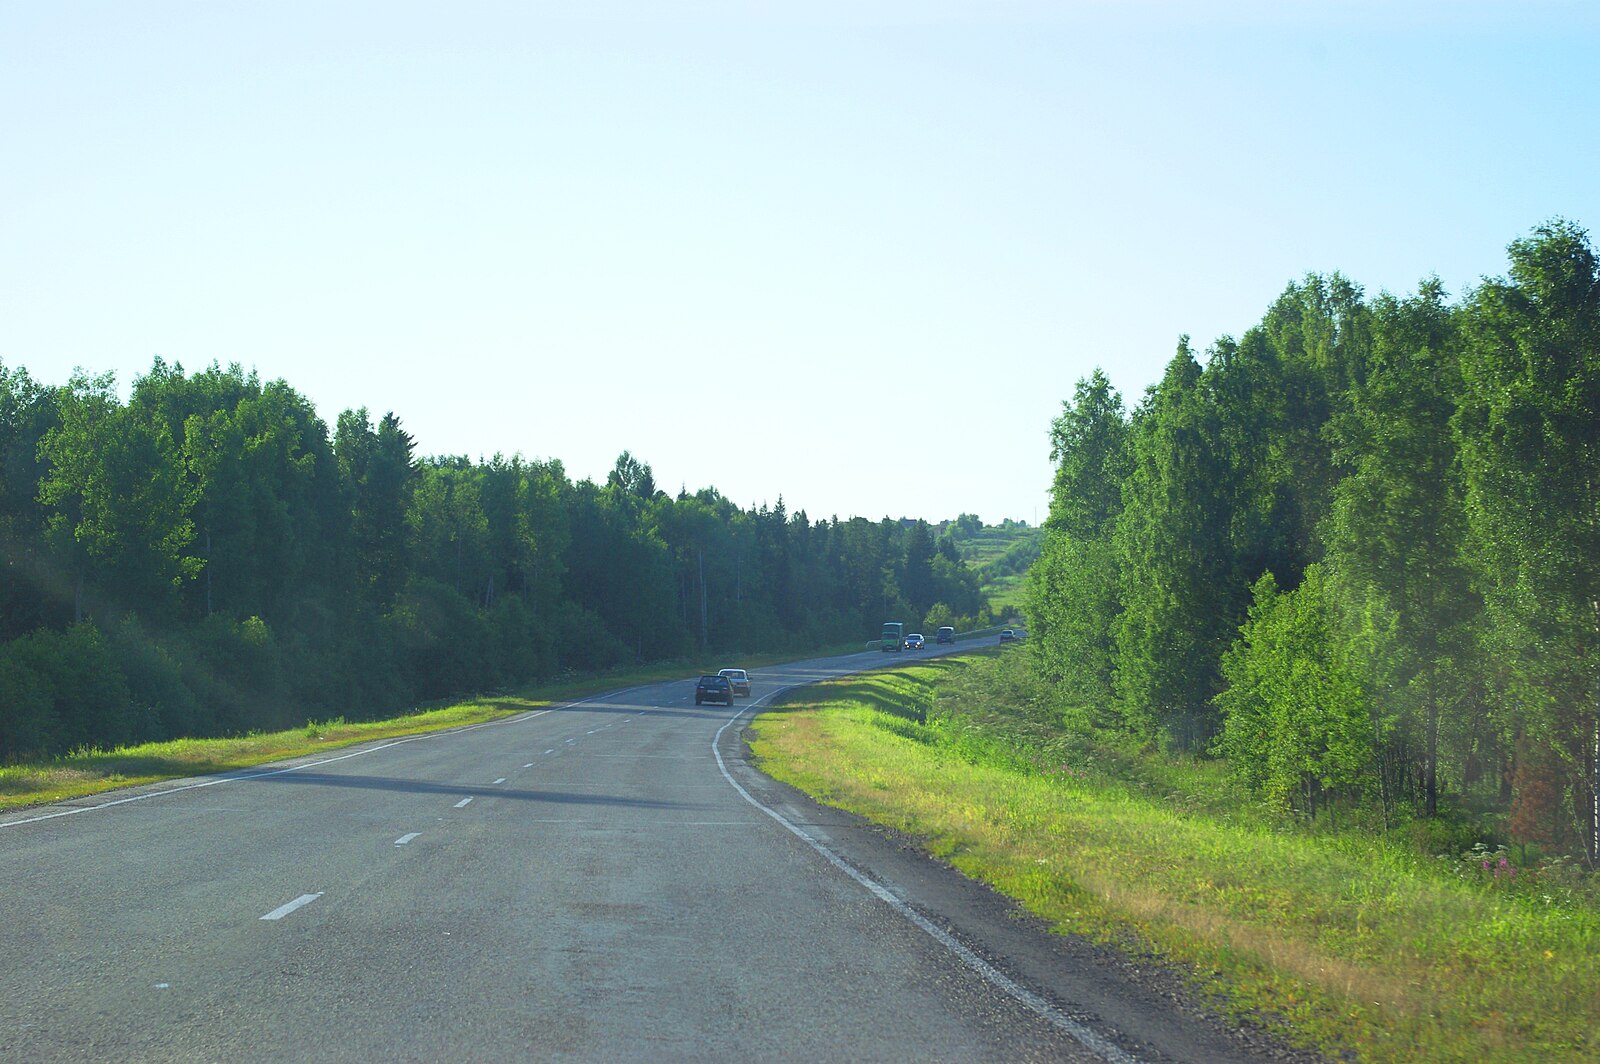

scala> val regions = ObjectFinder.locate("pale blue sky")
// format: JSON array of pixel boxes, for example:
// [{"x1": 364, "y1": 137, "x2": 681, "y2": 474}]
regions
[{"x1": 4, "y1": 2, "x2": 1597, "y2": 524}]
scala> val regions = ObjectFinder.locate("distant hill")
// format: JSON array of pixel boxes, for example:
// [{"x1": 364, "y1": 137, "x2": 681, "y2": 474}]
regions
[{"x1": 936, "y1": 515, "x2": 1041, "y2": 618}]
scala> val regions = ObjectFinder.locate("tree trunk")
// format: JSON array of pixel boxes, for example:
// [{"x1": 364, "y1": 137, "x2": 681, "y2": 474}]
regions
[
  {"x1": 1591, "y1": 687, "x2": 1599, "y2": 867},
  {"x1": 1425, "y1": 664, "x2": 1439, "y2": 817},
  {"x1": 698, "y1": 548, "x2": 707, "y2": 647},
  {"x1": 1373, "y1": 716, "x2": 1392, "y2": 832}
]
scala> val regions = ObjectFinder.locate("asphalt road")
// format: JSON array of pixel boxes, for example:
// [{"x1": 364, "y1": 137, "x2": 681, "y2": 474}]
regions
[{"x1": 0, "y1": 646, "x2": 1312, "y2": 1063}]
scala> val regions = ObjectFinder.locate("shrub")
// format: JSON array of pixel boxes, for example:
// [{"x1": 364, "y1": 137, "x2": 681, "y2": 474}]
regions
[
  {"x1": 0, "y1": 645, "x2": 56, "y2": 759},
  {"x1": 105, "y1": 614, "x2": 205, "y2": 742},
  {"x1": 187, "y1": 613, "x2": 290, "y2": 734},
  {"x1": 389, "y1": 578, "x2": 492, "y2": 701},
  {"x1": 0, "y1": 624, "x2": 132, "y2": 756},
  {"x1": 551, "y1": 602, "x2": 630, "y2": 673}
]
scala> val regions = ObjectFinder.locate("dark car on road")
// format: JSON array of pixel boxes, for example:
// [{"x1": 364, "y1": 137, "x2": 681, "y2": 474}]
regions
[
  {"x1": 935, "y1": 626, "x2": 955, "y2": 644},
  {"x1": 695, "y1": 674, "x2": 735, "y2": 705}
]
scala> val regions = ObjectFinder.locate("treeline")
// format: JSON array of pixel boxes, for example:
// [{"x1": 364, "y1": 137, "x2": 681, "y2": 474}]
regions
[
  {"x1": 0, "y1": 360, "x2": 983, "y2": 760},
  {"x1": 1026, "y1": 219, "x2": 1600, "y2": 864}
]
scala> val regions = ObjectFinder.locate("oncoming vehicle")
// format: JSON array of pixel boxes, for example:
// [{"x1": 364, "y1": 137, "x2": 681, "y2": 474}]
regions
[
  {"x1": 935, "y1": 626, "x2": 955, "y2": 644},
  {"x1": 903, "y1": 633, "x2": 925, "y2": 650},
  {"x1": 999, "y1": 629, "x2": 1017, "y2": 643},
  {"x1": 880, "y1": 621, "x2": 904, "y2": 652},
  {"x1": 717, "y1": 668, "x2": 751, "y2": 697},
  {"x1": 695, "y1": 674, "x2": 735, "y2": 706}
]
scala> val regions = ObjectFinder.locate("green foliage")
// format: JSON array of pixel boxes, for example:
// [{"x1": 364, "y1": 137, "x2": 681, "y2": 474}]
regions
[
  {"x1": 104, "y1": 613, "x2": 205, "y2": 741},
  {"x1": 1025, "y1": 220, "x2": 1600, "y2": 863},
  {"x1": 336, "y1": 407, "x2": 417, "y2": 610},
  {"x1": 1025, "y1": 370, "x2": 1129, "y2": 715},
  {"x1": 921, "y1": 602, "x2": 956, "y2": 633},
  {"x1": 1325, "y1": 280, "x2": 1480, "y2": 817},
  {"x1": 1456, "y1": 218, "x2": 1600, "y2": 862},
  {"x1": 1026, "y1": 533, "x2": 1119, "y2": 708},
  {"x1": 1215, "y1": 568, "x2": 1373, "y2": 816},
  {"x1": 0, "y1": 623, "x2": 133, "y2": 757},
  {"x1": 0, "y1": 642, "x2": 54, "y2": 758},
  {"x1": 550, "y1": 601, "x2": 631, "y2": 673},
  {"x1": 39, "y1": 372, "x2": 201, "y2": 619},
  {"x1": 390, "y1": 577, "x2": 493, "y2": 700},
  {"x1": 1114, "y1": 340, "x2": 1241, "y2": 747},
  {"x1": 948, "y1": 512, "x2": 983, "y2": 539},
  {"x1": 0, "y1": 361, "x2": 988, "y2": 760},
  {"x1": 900, "y1": 519, "x2": 937, "y2": 616},
  {"x1": 1044, "y1": 368, "x2": 1130, "y2": 541},
  {"x1": 0, "y1": 360, "x2": 59, "y2": 640}
]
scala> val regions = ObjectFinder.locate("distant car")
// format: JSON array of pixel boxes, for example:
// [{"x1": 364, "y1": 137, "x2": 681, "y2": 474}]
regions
[
  {"x1": 717, "y1": 668, "x2": 751, "y2": 697},
  {"x1": 903, "y1": 633, "x2": 925, "y2": 650},
  {"x1": 935, "y1": 626, "x2": 955, "y2": 644},
  {"x1": 999, "y1": 629, "x2": 1017, "y2": 643},
  {"x1": 695, "y1": 674, "x2": 735, "y2": 706}
]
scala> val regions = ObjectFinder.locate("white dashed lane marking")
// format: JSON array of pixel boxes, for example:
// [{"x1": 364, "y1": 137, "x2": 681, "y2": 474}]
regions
[
  {"x1": 394, "y1": 833, "x2": 420, "y2": 846},
  {"x1": 260, "y1": 893, "x2": 323, "y2": 921},
  {"x1": 453, "y1": 798, "x2": 473, "y2": 809}
]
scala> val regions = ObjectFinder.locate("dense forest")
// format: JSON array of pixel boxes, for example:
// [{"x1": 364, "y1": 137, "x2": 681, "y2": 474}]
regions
[
  {"x1": 1026, "y1": 219, "x2": 1600, "y2": 866},
  {"x1": 0, "y1": 359, "x2": 986, "y2": 760}
]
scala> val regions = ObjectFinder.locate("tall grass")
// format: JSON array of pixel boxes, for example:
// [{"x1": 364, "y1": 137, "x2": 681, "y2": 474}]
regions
[{"x1": 747, "y1": 652, "x2": 1600, "y2": 1063}]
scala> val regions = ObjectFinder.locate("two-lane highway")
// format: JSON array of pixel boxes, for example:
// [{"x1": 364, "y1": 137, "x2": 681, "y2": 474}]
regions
[{"x1": 0, "y1": 650, "x2": 1300, "y2": 1062}]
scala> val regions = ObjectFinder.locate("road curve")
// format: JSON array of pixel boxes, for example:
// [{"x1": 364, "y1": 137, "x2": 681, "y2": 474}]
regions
[{"x1": 0, "y1": 647, "x2": 1309, "y2": 1063}]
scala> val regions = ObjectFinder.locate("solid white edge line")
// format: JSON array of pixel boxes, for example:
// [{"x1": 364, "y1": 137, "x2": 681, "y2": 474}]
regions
[
  {"x1": 711, "y1": 684, "x2": 1143, "y2": 1064},
  {"x1": 260, "y1": 892, "x2": 323, "y2": 921}
]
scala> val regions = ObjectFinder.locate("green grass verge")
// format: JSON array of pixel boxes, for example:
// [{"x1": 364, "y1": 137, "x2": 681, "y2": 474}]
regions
[
  {"x1": 0, "y1": 645, "x2": 855, "y2": 812},
  {"x1": 747, "y1": 651, "x2": 1600, "y2": 1063}
]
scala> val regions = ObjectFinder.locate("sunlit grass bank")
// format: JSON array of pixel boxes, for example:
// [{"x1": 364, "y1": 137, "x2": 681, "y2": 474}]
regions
[
  {"x1": 747, "y1": 651, "x2": 1600, "y2": 1063},
  {"x1": 0, "y1": 699, "x2": 534, "y2": 809},
  {"x1": 0, "y1": 647, "x2": 848, "y2": 812}
]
